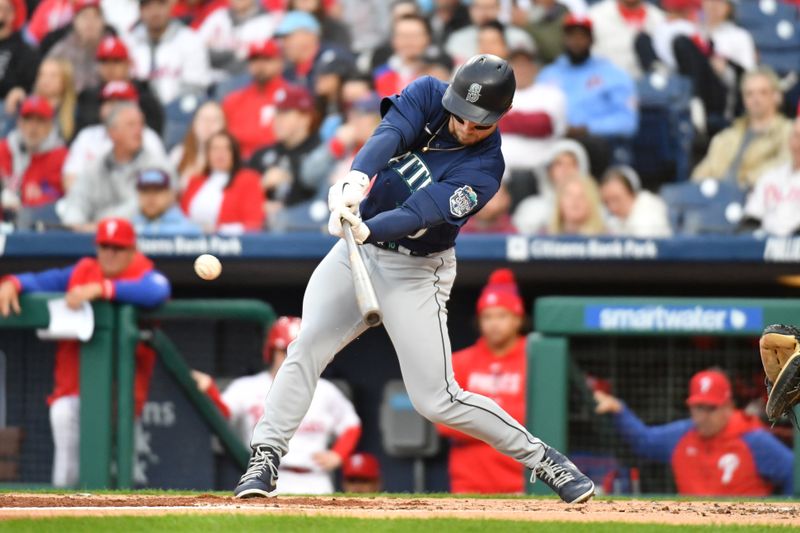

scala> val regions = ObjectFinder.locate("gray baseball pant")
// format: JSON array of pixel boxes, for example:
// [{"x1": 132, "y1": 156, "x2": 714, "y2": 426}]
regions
[{"x1": 250, "y1": 240, "x2": 546, "y2": 470}]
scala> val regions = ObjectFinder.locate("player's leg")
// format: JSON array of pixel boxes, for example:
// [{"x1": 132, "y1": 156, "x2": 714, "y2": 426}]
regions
[
  {"x1": 49, "y1": 395, "x2": 80, "y2": 488},
  {"x1": 370, "y1": 247, "x2": 594, "y2": 503},
  {"x1": 236, "y1": 240, "x2": 367, "y2": 497}
]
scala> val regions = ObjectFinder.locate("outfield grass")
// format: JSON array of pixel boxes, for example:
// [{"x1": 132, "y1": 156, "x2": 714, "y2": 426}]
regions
[{"x1": 1, "y1": 516, "x2": 798, "y2": 533}]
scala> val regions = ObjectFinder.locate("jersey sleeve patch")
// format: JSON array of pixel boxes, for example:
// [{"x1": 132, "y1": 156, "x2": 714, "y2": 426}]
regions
[{"x1": 449, "y1": 185, "x2": 479, "y2": 218}]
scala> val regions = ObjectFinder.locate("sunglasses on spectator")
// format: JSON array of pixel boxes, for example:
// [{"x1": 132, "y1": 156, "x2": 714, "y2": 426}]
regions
[
  {"x1": 451, "y1": 114, "x2": 494, "y2": 131},
  {"x1": 689, "y1": 404, "x2": 721, "y2": 413},
  {"x1": 98, "y1": 244, "x2": 127, "y2": 252}
]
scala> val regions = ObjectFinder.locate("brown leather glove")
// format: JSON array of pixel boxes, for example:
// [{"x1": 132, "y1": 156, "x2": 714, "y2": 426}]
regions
[{"x1": 759, "y1": 324, "x2": 800, "y2": 426}]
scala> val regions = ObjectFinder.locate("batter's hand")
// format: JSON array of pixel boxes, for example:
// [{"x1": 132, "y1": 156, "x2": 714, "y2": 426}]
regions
[
  {"x1": 594, "y1": 390, "x2": 623, "y2": 415},
  {"x1": 338, "y1": 209, "x2": 370, "y2": 244},
  {"x1": 0, "y1": 280, "x2": 21, "y2": 318},
  {"x1": 328, "y1": 170, "x2": 369, "y2": 213},
  {"x1": 65, "y1": 282, "x2": 104, "y2": 310},
  {"x1": 312, "y1": 450, "x2": 343, "y2": 471}
]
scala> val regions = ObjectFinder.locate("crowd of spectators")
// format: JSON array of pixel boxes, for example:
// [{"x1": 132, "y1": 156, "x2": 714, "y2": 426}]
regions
[{"x1": 3, "y1": 0, "x2": 800, "y2": 237}]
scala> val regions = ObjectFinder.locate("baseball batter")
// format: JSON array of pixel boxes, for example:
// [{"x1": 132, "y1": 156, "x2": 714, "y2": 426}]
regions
[
  {"x1": 235, "y1": 54, "x2": 595, "y2": 503},
  {"x1": 222, "y1": 317, "x2": 362, "y2": 494}
]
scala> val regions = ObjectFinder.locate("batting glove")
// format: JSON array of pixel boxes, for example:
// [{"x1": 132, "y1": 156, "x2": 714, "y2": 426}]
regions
[
  {"x1": 338, "y1": 208, "x2": 370, "y2": 244},
  {"x1": 328, "y1": 170, "x2": 369, "y2": 214}
]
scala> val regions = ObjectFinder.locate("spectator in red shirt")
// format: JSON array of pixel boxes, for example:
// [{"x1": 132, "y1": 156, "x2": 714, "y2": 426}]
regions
[
  {"x1": 171, "y1": 100, "x2": 227, "y2": 190},
  {"x1": 0, "y1": 96, "x2": 68, "y2": 220},
  {"x1": 0, "y1": 218, "x2": 171, "y2": 487},
  {"x1": 222, "y1": 39, "x2": 289, "y2": 159},
  {"x1": 437, "y1": 268, "x2": 528, "y2": 494},
  {"x1": 181, "y1": 130, "x2": 265, "y2": 233},
  {"x1": 373, "y1": 14, "x2": 432, "y2": 98},
  {"x1": 595, "y1": 369, "x2": 793, "y2": 495}
]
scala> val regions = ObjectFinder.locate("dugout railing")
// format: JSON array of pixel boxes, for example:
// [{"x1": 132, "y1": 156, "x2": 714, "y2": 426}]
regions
[
  {"x1": 526, "y1": 297, "x2": 800, "y2": 497},
  {"x1": 0, "y1": 296, "x2": 274, "y2": 489}
]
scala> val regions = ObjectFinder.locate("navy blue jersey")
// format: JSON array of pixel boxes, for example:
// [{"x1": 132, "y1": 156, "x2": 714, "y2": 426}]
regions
[{"x1": 355, "y1": 76, "x2": 505, "y2": 255}]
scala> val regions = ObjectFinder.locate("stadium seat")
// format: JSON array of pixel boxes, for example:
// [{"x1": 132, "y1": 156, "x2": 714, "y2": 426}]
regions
[
  {"x1": 632, "y1": 71, "x2": 694, "y2": 189},
  {"x1": 659, "y1": 179, "x2": 747, "y2": 235},
  {"x1": 735, "y1": 0, "x2": 800, "y2": 74},
  {"x1": 162, "y1": 93, "x2": 207, "y2": 151}
]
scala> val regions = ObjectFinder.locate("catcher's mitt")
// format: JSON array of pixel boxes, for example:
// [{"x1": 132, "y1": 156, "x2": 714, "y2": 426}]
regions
[{"x1": 759, "y1": 324, "x2": 800, "y2": 427}]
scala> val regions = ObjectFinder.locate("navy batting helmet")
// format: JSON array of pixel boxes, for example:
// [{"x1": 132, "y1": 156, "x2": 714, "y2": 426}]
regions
[{"x1": 441, "y1": 54, "x2": 515, "y2": 126}]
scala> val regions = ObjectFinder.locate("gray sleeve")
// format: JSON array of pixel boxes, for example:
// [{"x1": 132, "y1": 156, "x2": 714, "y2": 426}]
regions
[
  {"x1": 58, "y1": 172, "x2": 95, "y2": 225},
  {"x1": 299, "y1": 143, "x2": 338, "y2": 191}
]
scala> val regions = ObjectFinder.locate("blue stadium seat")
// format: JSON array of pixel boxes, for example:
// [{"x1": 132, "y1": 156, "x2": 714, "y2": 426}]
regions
[
  {"x1": 632, "y1": 71, "x2": 693, "y2": 187},
  {"x1": 735, "y1": 0, "x2": 800, "y2": 74},
  {"x1": 162, "y1": 93, "x2": 207, "y2": 151},
  {"x1": 660, "y1": 179, "x2": 747, "y2": 235}
]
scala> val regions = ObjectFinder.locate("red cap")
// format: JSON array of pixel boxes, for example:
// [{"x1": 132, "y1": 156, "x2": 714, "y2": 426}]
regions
[
  {"x1": 264, "y1": 316, "x2": 301, "y2": 362},
  {"x1": 101, "y1": 80, "x2": 139, "y2": 102},
  {"x1": 248, "y1": 39, "x2": 281, "y2": 60},
  {"x1": 476, "y1": 269, "x2": 524, "y2": 316},
  {"x1": 342, "y1": 452, "x2": 380, "y2": 480},
  {"x1": 95, "y1": 218, "x2": 136, "y2": 248},
  {"x1": 686, "y1": 370, "x2": 732, "y2": 407},
  {"x1": 275, "y1": 84, "x2": 315, "y2": 113},
  {"x1": 661, "y1": 0, "x2": 701, "y2": 12},
  {"x1": 19, "y1": 96, "x2": 54, "y2": 119},
  {"x1": 73, "y1": 0, "x2": 101, "y2": 13},
  {"x1": 563, "y1": 13, "x2": 593, "y2": 32},
  {"x1": 96, "y1": 36, "x2": 129, "y2": 61}
]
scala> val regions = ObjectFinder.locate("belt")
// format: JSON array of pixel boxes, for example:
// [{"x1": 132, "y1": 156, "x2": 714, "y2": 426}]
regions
[{"x1": 373, "y1": 241, "x2": 431, "y2": 257}]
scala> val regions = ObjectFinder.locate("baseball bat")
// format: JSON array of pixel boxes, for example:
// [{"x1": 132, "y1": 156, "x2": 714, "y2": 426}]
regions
[{"x1": 342, "y1": 220, "x2": 383, "y2": 328}]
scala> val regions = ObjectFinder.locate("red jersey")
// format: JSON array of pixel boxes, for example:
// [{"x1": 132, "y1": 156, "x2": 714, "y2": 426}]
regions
[
  {"x1": 437, "y1": 336, "x2": 527, "y2": 493},
  {"x1": 672, "y1": 411, "x2": 773, "y2": 496},
  {"x1": 181, "y1": 169, "x2": 265, "y2": 231},
  {"x1": 0, "y1": 137, "x2": 68, "y2": 207},
  {"x1": 52, "y1": 253, "x2": 159, "y2": 416},
  {"x1": 222, "y1": 77, "x2": 289, "y2": 159}
]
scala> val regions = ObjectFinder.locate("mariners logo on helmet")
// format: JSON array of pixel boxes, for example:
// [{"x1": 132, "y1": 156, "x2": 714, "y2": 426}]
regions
[{"x1": 466, "y1": 83, "x2": 482, "y2": 103}]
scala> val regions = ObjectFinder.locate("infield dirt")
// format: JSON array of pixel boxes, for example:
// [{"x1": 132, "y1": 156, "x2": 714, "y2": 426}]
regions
[{"x1": 1, "y1": 493, "x2": 799, "y2": 527}]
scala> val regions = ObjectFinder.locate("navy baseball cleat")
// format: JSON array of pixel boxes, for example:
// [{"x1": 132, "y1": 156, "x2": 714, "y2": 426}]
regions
[
  {"x1": 532, "y1": 446, "x2": 595, "y2": 504},
  {"x1": 234, "y1": 445, "x2": 280, "y2": 498}
]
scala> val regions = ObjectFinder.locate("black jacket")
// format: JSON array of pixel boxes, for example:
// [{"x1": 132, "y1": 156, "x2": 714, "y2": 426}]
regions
[
  {"x1": 75, "y1": 80, "x2": 165, "y2": 134},
  {"x1": 0, "y1": 31, "x2": 39, "y2": 99}
]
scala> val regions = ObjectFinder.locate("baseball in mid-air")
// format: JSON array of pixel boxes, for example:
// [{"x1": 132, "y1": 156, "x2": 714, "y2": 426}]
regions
[{"x1": 194, "y1": 254, "x2": 222, "y2": 281}]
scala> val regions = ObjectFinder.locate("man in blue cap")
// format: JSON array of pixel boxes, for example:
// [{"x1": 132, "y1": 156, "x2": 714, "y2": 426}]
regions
[{"x1": 275, "y1": 10, "x2": 354, "y2": 92}]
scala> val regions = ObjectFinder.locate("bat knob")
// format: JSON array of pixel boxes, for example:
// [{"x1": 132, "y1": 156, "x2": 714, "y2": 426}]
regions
[{"x1": 365, "y1": 311, "x2": 383, "y2": 328}]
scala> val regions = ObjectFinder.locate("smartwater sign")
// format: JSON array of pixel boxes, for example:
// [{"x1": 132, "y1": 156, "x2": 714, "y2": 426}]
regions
[{"x1": 584, "y1": 305, "x2": 763, "y2": 333}]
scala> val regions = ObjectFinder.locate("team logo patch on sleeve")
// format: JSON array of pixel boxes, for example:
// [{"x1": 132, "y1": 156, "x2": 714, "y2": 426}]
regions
[{"x1": 449, "y1": 185, "x2": 478, "y2": 217}]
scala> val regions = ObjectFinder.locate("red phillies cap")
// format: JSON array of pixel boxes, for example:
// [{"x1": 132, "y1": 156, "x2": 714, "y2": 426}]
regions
[
  {"x1": 101, "y1": 80, "x2": 139, "y2": 102},
  {"x1": 264, "y1": 316, "x2": 301, "y2": 362},
  {"x1": 73, "y1": 0, "x2": 101, "y2": 13},
  {"x1": 342, "y1": 453, "x2": 380, "y2": 480},
  {"x1": 248, "y1": 39, "x2": 281, "y2": 60},
  {"x1": 96, "y1": 218, "x2": 136, "y2": 248},
  {"x1": 19, "y1": 96, "x2": 54, "y2": 119},
  {"x1": 563, "y1": 13, "x2": 593, "y2": 32},
  {"x1": 96, "y1": 36, "x2": 129, "y2": 61},
  {"x1": 476, "y1": 269, "x2": 524, "y2": 316},
  {"x1": 275, "y1": 84, "x2": 315, "y2": 113},
  {"x1": 686, "y1": 369, "x2": 732, "y2": 407}
]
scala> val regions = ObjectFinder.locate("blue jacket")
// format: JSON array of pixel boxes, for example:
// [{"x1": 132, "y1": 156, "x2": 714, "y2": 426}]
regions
[
  {"x1": 133, "y1": 205, "x2": 203, "y2": 236},
  {"x1": 538, "y1": 55, "x2": 638, "y2": 137}
]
